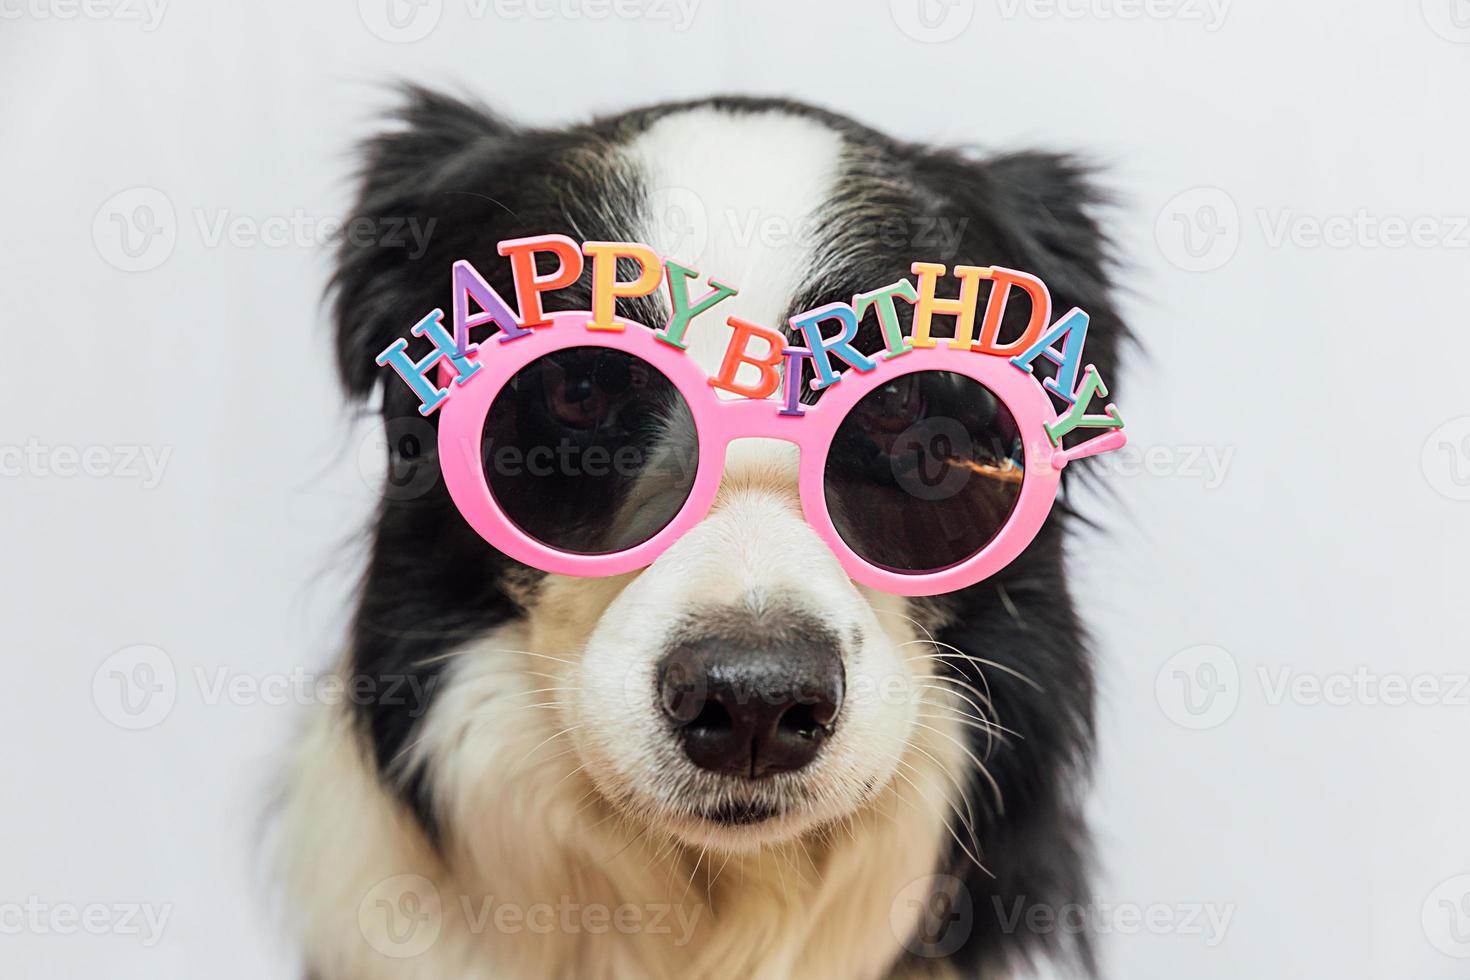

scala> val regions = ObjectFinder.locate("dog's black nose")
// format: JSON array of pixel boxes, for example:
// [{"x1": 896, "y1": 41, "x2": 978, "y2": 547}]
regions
[{"x1": 657, "y1": 636, "x2": 844, "y2": 777}]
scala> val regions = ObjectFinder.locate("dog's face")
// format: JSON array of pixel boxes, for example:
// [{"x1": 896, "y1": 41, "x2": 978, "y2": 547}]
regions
[
  {"x1": 564, "y1": 451, "x2": 917, "y2": 851},
  {"x1": 325, "y1": 90, "x2": 1122, "y2": 973}
]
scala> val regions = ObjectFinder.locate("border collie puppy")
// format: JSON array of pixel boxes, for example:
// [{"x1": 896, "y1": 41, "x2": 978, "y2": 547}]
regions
[{"x1": 280, "y1": 87, "x2": 1124, "y2": 980}]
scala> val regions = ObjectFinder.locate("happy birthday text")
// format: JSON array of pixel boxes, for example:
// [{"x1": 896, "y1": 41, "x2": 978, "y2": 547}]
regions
[{"x1": 373, "y1": 235, "x2": 1125, "y2": 448}]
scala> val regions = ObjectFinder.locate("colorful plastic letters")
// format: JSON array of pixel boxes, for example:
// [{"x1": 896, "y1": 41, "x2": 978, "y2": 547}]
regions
[
  {"x1": 790, "y1": 302, "x2": 878, "y2": 390},
  {"x1": 375, "y1": 309, "x2": 481, "y2": 416},
  {"x1": 373, "y1": 237, "x2": 1127, "y2": 458},
  {"x1": 656, "y1": 261, "x2": 738, "y2": 350},
  {"x1": 496, "y1": 234, "x2": 583, "y2": 330},
  {"x1": 583, "y1": 241, "x2": 664, "y2": 332},
  {"x1": 708, "y1": 317, "x2": 787, "y2": 399}
]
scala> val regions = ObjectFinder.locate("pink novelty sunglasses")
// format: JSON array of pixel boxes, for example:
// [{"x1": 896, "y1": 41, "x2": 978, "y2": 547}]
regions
[{"x1": 435, "y1": 310, "x2": 1124, "y2": 597}]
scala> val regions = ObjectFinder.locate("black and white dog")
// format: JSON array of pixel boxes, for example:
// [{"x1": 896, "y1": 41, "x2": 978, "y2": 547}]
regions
[{"x1": 280, "y1": 87, "x2": 1125, "y2": 979}]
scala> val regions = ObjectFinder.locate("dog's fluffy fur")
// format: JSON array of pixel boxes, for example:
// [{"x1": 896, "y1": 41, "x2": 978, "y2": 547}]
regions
[{"x1": 280, "y1": 89, "x2": 1125, "y2": 980}]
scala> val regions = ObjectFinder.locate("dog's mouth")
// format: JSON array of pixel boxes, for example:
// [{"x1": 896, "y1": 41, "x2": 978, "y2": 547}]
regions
[{"x1": 698, "y1": 799, "x2": 783, "y2": 826}]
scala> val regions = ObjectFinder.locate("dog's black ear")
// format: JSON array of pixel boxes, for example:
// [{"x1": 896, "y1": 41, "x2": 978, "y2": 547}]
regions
[
  {"x1": 912, "y1": 148, "x2": 1127, "y2": 387},
  {"x1": 330, "y1": 85, "x2": 520, "y2": 400},
  {"x1": 982, "y1": 151, "x2": 1124, "y2": 379}
]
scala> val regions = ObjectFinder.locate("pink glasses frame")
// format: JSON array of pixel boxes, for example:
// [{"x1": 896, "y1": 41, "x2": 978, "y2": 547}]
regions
[{"x1": 437, "y1": 311, "x2": 1119, "y2": 597}]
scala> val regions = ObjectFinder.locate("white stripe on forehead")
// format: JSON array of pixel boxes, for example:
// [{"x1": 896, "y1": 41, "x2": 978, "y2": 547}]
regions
[{"x1": 622, "y1": 107, "x2": 845, "y2": 385}]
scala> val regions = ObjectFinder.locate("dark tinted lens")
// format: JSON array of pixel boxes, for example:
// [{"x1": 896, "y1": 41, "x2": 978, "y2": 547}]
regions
[
  {"x1": 483, "y1": 348, "x2": 698, "y2": 554},
  {"x1": 823, "y1": 371, "x2": 1024, "y2": 574}
]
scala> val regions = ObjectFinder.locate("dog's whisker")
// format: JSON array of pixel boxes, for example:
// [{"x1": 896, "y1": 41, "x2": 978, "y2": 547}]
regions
[
  {"x1": 598, "y1": 815, "x2": 654, "y2": 866},
  {"x1": 910, "y1": 721, "x2": 1005, "y2": 816},
  {"x1": 894, "y1": 757, "x2": 978, "y2": 846},
  {"x1": 914, "y1": 683, "x2": 1001, "y2": 754},
  {"x1": 913, "y1": 688, "x2": 1019, "y2": 760},
  {"x1": 914, "y1": 671, "x2": 999, "y2": 717},
  {"x1": 995, "y1": 583, "x2": 1025, "y2": 627},
  {"x1": 681, "y1": 844, "x2": 708, "y2": 904},
  {"x1": 505, "y1": 686, "x2": 580, "y2": 699},
  {"x1": 580, "y1": 794, "x2": 619, "y2": 827},
  {"x1": 913, "y1": 680, "x2": 1002, "y2": 731},
  {"x1": 550, "y1": 761, "x2": 590, "y2": 793},
  {"x1": 901, "y1": 646, "x2": 999, "y2": 708},
  {"x1": 901, "y1": 641, "x2": 1043, "y2": 693},
  {"x1": 890, "y1": 763, "x2": 992, "y2": 878},
  {"x1": 904, "y1": 742, "x2": 981, "y2": 859},
  {"x1": 887, "y1": 764, "x2": 993, "y2": 875},
  {"x1": 511, "y1": 723, "x2": 582, "y2": 773},
  {"x1": 708, "y1": 848, "x2": 735, "y2": 910},
  {"x1": 870, "y1": 606, "x2": 939, "y2": 645},
  {"x1": 487, "y1": 648, "x2": 580, "y2": 667},
  {"x1": 914, "y1": 710, "x2": 1016, "y2": 753}
]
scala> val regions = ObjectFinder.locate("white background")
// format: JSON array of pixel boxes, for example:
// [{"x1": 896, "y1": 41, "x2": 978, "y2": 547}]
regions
[{"x1": 3, "y1": 1, "x2": 1469, "y2": 977}]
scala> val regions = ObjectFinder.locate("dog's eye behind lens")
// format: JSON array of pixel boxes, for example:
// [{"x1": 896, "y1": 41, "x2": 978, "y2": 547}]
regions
[
  {"x1": 483, "y1": 347, "x2": 698, "y2": 555},
  {"x1": 823, "y1": 371, "x2": 1024, "y2": 574}
]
